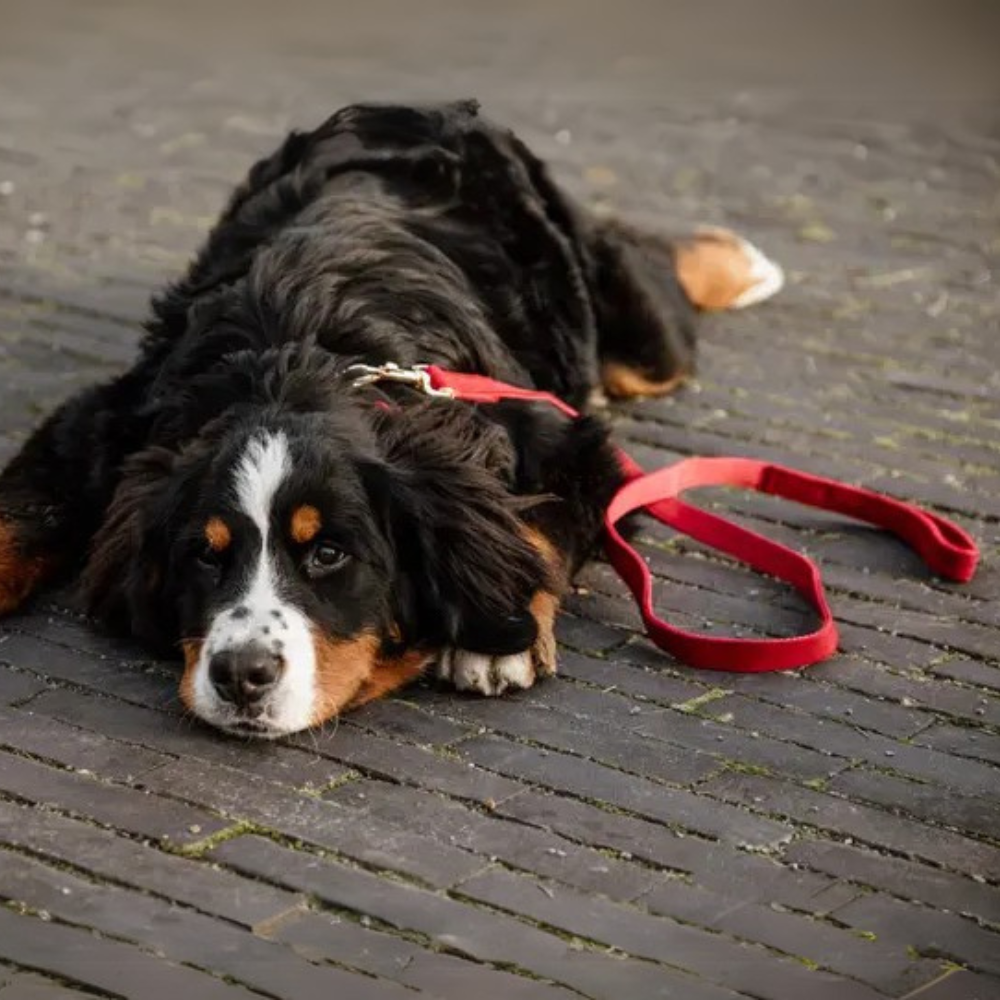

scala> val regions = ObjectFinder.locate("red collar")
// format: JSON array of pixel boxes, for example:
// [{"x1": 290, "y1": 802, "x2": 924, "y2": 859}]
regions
[{"x1": 363, "y1": 363, "x2": 980, "y2": 673}]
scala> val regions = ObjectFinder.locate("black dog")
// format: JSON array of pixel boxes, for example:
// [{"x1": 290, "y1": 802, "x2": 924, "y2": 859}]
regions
[{"x1": 0, "y1": 101, "x2": 782, "y2": 737}]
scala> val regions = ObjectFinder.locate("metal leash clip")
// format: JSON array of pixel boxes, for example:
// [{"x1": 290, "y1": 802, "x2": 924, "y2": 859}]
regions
[{"x1": 343, "y1": 362, "x2": 455, "y2": 399}]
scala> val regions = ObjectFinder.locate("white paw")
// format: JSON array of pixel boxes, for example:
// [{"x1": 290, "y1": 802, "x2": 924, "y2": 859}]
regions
[{"x1": 436, "y1": 648, "x2": 537, "y2": 696}]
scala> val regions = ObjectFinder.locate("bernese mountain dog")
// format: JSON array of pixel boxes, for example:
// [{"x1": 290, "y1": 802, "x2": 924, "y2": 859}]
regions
[{"x1": 0, "y1": 101, "x2": 782, "y2": 738}]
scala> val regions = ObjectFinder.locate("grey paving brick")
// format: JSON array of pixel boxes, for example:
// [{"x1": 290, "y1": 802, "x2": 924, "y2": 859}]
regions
[
  {"x1": 138, "y1": 755, "x2": 484, "y2": 887},
  {"x1": 0, "y1": 750, "x2": 227, "y2": 846},
  {"x1": 0, "y1": 908, "x2": 260, "y2": 1000},
  {"x1": 706, "y1": 682, "x2": 931, "y2": 740},
  {"x1": 26, "y1": 686, "x2": 351, "y2": 790},
  {"x1": 399, "y1": 950, "x2": 582, "y2": 1000},
  {"x1": 326, "y1": 778, "x2": 660, "y2": 902},
  {"x1": 459, "y1": 736, "x2": 794, "y2": 848},
  {"x1": 0, "y1": 705, "x2": 171, "y2": 781},
  {"x1": 346, "y1": 698, "x2": 472, "y2": 747},
  {"x1": 0, "y1": 852, "x2": 416, "y2": 1000},
  {"x1": 699, "y1": 694, "x2": 999, "y2": 797},
  {"x1": 832, "y1": 625, "x2": 945, "y2": 671},
  {"x1": 0, "y1": 973, "x2": 102, "y2": 999},
  {"x1": 557, "y1": 646, "x2": 708, "y2": 704},
  {"x1": 0, "y1": 631, "x2": 176, "y2": 709},
  {"x1": 807, "y1": 663, "x2": 1000, "y2": 729},
  {"x1": 211, "y1": 834, "x2": 743, "y2": 1000},
  {"x1": 286, "y1": 724, "x2": 525, "y2": 803},
  {"x1": 630, "y1": 700, "x2": 853, "y2": 783},
  {"x1": 702, "y1": 771, "x2": 1000, "y2": 879},
  {"x1": 496, "y1": 789, "x2": 859, "y2": 913},
  {"x1": 833, "y1": 894, "x2": 1000, "y2": 978},
  {"x1": 932, "y1": 660, "x2": 1000, "y2": 694},
  {"x1": 828, "y1": 766, "x2": 1000, "y2": 840},
  {"x1": 0, "y1": 667, "x2": 47, "y2": 706},
  {"x1": 912, "y1": 721, "x2": 1000, "y2": 767},
  {"x1": 265, "y1": 909, "x2": 578, "y2": 999},
  {"x1": 553, "y1": 611, "x2": 632, "y2": 653},
  {"x1": 456, "y1": 866, "x2": 893, "y2": 1000},
  {"x1": 641, "y1": 878, "x2": 938, "y2": 995},
  {"x1": 902, "y1": 970, "x2": 1000, "y2": 999},
  {"x1": 784, "y1": 839, "x2": 1000, "y2": 925},
  {"x1": 419, "y1": 684, "x2": 721, "y2": 786},
  {"x1": 835, "y1": 600, "x2": 998, "y2": 662},
  {"x1": 0, "y1": 799, "x2": 300, "y2": 927}
]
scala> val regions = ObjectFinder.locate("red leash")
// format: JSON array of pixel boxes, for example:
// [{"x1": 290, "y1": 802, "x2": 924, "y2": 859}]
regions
[{"x1": 388, "y1": 365, "x2": 980, "y2": 672}]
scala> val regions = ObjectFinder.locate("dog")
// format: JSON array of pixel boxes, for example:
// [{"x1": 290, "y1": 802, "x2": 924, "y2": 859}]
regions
[{"x1": 0, "y1": 101, "x2": 782, "y2": 737}]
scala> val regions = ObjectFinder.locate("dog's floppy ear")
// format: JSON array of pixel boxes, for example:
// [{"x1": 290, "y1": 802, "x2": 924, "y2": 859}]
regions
[
  {"x1": 366, "y1": 401, "x2": 548, "y2": 655},
  {"x1": 81, "y1": 445, "x2": 194, "y2": 649}
]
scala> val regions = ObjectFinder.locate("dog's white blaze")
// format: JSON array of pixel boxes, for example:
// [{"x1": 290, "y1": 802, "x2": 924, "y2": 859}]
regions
[{"x1": 191, "y1": 430, "x2": 318, "y2": 736}]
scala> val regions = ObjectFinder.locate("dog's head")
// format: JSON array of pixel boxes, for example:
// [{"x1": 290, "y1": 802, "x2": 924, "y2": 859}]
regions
[{"x1": 83, "y1": 359, "x2": 546, "y2": 737}]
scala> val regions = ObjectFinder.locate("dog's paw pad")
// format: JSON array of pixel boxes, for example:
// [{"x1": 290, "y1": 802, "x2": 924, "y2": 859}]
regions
[{"x1": 436, "y1": 648, "x2": 537, "y2": 696}]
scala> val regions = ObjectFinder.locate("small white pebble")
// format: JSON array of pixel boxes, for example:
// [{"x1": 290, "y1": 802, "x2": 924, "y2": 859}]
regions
[
  {"x1": 555, "y1": 129, "x2": 572, "y2": 145},
  {"x1": 0, "y1": 180, "x2": 14, "y2": 196}
]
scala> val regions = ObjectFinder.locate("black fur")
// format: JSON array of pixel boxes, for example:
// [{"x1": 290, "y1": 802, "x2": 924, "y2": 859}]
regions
[{"x1": 0, "y1": 100, "x2": 699, "y2": 668}]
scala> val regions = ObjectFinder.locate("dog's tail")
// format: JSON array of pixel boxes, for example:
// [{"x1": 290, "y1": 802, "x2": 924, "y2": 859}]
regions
[{"x1": 674, "y1": 227, "x2": 785, "y2": 312}]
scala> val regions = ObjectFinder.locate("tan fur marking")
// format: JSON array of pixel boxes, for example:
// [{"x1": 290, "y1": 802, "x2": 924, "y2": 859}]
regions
[
  {"x1": 521, "y1": 525, "x2": 564, "y2": 677},
  {"x1": 0, "y1": 520, "x2": 51, "y2": 616},
  {"x1": 179, "y1": 639, "x2": 203, "y2": 712},
  {"x1": 204, "y1": 517, "x2": 232, "y2": 553},
  {"x1": 601, "y1": 362, "x2": 688, "y2": 400},
  {"x1": 529, "y1": 589, "x2": 559, "y2": 677},
  {"x1": 347, "y1": 648, "x2": 435, "y2": 710},
  {"x1": 290, "y1": 504, "x2": 322, "y2": 545},
  {"x1": 675, "y1": 227, "x2": 761, "y2": 312},
  {"x1": 310, "y1": 631, "x2": 381, "y2": 725}
]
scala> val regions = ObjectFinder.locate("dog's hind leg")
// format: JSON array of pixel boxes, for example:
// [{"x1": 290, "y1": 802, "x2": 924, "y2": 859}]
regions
[
  {"x1": 589, "y1": 218, "x2": 784, "y2": 400},
  {"x1": 0, "y1": 379, "x2": 132, "y2": 615}
]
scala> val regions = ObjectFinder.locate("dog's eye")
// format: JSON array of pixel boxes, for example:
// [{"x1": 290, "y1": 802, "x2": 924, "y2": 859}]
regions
[
  {"x1": 306, "y1": 543, "x2": 350, "y2": 578},
  {"x1": 197, "y1": 545, "x2": 223, "y2": 570}
]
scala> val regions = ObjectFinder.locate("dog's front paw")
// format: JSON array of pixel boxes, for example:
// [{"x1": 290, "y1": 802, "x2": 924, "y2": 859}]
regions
[
  {"x1": 436, "y1": 649, "x2": 537, "y2": 696},
  {"x1": 437, "y1": 592, "x2": 559, "y2": 696}
]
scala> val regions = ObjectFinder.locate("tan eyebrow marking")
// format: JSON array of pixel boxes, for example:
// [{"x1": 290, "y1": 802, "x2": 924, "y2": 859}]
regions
[
  {"x1": 290, "y1": 504, "x2": 322, "y2": 545},
  {"x1": 204, "y1": 517, "x2": 232, "y2": 552}
]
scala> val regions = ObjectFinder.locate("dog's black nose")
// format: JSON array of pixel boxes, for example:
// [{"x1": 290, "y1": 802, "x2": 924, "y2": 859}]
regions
[{"x1": 209, "y1": 645, "x2": 281, "y2": 710}]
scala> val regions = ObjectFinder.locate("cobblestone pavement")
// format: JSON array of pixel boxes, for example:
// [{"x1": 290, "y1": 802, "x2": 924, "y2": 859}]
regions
[{"x1": 0, "y1": 2, "x2": 998, "y2": 997}]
